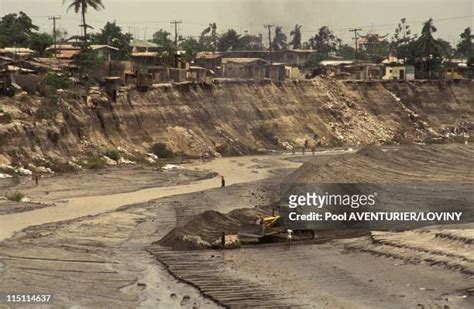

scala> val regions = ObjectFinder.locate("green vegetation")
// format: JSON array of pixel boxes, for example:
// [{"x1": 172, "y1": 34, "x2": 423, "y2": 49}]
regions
[
  {"x1": 217, "y1": 29, "x2": 244, "y2": 52},
  {"x1": 456, "y1": 27, "x2": 473, "y2": 64},
  {"x1": 103, "y1": 148, "x2": 121, "y2": 161},
  {"x1": 45, "y1": 73, "x2": 70, "y2": 93},
  {"x1": 0, "y1": 11, "x2": 53, "y2": 55},
  {"x1": 200, "y1": 22, "x2": 218, "y2": 52},
  {"x1": 82, "y1": 155, "x2": 107, "y2": 170},
  {"x1": 0, "y1": 5, "x2": 471, "y2": 81},
  {"x1": 424, "y1": 137, "x2": 446, "y2": 145},
  {"x1": 64, "y1": 0, "x2": 105, "y2": 46},
  {"x1": 75, "y1": 47, "x2": 101, "y2": 76},
  {"x1": 0, "y1": 11, "x2": 38, "y2": 47},
  {"x1": 5, "y1": 191, "x2": 25, "y2": 202},
  {"x1": 28, "y1": 32, "x2": 53, "y2": 56},
  {"x1": 91, "y1": 21, "x2": 133, "y2": 59},
  {"x1": 289, "y1": 25, "x2": 302, "y2": 49},
  {"x1": 150, "y1": 143, "x2": 174, "y2": 159},
  {"x1": 272, "y1": 26, "x2": 288, "y2": 51},
  {"x1": 35, "y1": 97, "x2": 60, "y2": 120},
  {"x1": 0, "y1": 165, "x2": 13, "y2": 175},
  {"x1": 50, "y1": 162, "x2": 79, "y2": 173},
  {"x1": 2, "y1": 112, "x2": 13, "y2": 123},
  {"x1": 31, "y1": 158, "x2": 80, "y2": 174},
  {"x1": 252, "y1": 126, "x2": 279, "y2": 145}
]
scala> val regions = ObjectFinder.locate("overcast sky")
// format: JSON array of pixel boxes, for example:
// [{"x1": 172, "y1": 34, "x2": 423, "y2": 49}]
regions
[{"x1": 1, "y1": 0, "x2": 473, "y2": 45}]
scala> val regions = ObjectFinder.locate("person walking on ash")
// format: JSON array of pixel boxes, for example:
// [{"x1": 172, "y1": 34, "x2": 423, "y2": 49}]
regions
[
  {"x1": 286, "y1": 229, "x2": 293, "y2": 249},
  {"x1": 221, "y1": 231, "x2": 226, "y2": 249}
]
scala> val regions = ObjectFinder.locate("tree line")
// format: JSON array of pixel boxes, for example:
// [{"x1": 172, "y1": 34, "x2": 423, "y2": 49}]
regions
[{"x1": 0, "y1": 0, "x2": 473, "y2": 77}]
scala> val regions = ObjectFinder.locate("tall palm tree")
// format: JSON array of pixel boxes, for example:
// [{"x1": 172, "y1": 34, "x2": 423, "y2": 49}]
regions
[
  {"x1": 63, "y1": 0, "x2": 105, "y2": 47},
  {"x1": 414, "y1": 18, "x2": 444, "y2": 78},
  {"x1": 272, "y1": 26, "x2": 287, "y2": 51},
  {"x1": 201, "y1": 22, "x2": 217, "y2": 52},
  {"x1": 290, "y1": 24, "x2": 302, "y2": 49},
  {"x1": 416, "y1": 18, "x2": 440, "y2": 57}
]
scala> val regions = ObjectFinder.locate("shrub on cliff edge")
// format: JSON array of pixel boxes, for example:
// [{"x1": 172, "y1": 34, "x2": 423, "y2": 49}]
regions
[
  {"x1": 150, "y1": 143, "x2": 174, "y2": 158},
  {"x1": 103, "y1": 148, "x2": 121, "y2": 161}
]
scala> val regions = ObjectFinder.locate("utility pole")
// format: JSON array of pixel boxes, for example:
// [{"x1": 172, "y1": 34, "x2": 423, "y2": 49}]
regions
[
  {"x1": 264, "y1": 24, "x2": 274, "y2": 63},
  {"x1": 49, "y1": 16, "x2": 61, "y2": 57},
  {"x1": 170, "y1": 20, "x2": 182, "y2": 68},
  {"x1": 349, "y1": 28, "x2": 362, "y2": 61}
]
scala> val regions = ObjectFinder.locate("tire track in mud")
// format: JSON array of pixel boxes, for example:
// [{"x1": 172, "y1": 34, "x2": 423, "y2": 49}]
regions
[
  {"x1": 435, "y1": 231, "x2": 474, "y2": 244},
  {"x1": 148, "y1": 246, "x2": 303, "y2": 308},
  {"x1": 342, "y1": 230, "x2": 474, "y2": 276}
]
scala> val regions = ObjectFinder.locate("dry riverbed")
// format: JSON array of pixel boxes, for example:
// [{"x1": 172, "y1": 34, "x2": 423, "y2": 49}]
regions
[
  {"x1": 0, "y1": 148, "x2": 473, "y2": 308},
  {"x1": 0, "y1": 154, "x2": 301, "y2": 308}
]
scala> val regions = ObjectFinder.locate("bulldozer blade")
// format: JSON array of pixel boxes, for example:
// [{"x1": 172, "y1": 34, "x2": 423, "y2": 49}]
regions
[{"x1": 238, "y1": 223, "x2": 264, "y2": 238}]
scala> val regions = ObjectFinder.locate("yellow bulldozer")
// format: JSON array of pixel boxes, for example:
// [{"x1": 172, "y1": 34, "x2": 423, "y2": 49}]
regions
[{"x1": 238, "y1": 215, "x2": 315, "y2": 243}]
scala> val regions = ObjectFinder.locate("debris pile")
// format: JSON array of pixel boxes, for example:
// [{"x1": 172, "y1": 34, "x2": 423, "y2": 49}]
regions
[
  {"x1": 440, "y1": 121, "x2": 472, "y2": 139},
  {"x1": 159, "y1": 209, "x2": 259, "y2": 250},
  {"x1": 318, "y1": 78, "x2": 394, "y2": 144},
  {"x1": 387, "y1": 90, "x2": 440, "y2": 139}
]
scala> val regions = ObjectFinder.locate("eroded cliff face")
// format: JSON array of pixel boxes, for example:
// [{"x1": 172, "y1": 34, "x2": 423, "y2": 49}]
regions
[{"x1": 0, "y1": 78, "x2": 473, "y2": 164}]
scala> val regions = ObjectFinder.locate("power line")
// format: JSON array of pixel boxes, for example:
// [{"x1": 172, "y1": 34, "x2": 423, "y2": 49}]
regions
[
  {"x1": 170, "y1": 20, "x2": 182, "y2": 68},
  {"x1": 264, "y1": 24, "x2": 274, "y2": 63},
  {"x1": 303, "y1": 14, "x2": 474, "y2": 34},
  {"x1": 48, "y1": 16, "x2": 61, "y2": 56},
  {"x1": 349, "y1": 28, "x2": 362, "y2": 61}
]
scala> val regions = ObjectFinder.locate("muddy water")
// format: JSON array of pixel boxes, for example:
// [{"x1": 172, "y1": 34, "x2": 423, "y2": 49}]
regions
[{"x1": 0, "y1": 154, "x2": 302, "y2": 241}]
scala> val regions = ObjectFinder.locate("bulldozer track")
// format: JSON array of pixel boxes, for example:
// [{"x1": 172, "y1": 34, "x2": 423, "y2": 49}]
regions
[{"x1": 147, "y1": 245, "x2": 303, "y2": 308}]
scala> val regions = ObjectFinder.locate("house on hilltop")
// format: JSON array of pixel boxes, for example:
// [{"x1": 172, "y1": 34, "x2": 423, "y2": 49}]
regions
[
  {"x1": 221, "y1": 57, "x2": 285, "y2": 82},
  {"x1": 0, "y1": 47, "x2": 34, "y2": 60},
  {"x1": 381, "y1": 57, "x2": 415, "y2": 81},
  {"x1": 130, "y1": 39, "x2": 159, "y2": 67},
  {"x1": 46, "y1": 44, "x2": 119, "y2": 61},
  {"x1": 195, "y1": 49, "x2": 318, "y2": 71}
]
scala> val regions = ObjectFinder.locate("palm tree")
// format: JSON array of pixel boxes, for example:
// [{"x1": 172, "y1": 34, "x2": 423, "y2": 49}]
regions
[
  {"x1": 272, "y1": 26, "x2": 287, "y2": 51},
  {"x1": 201, "y1": 22, "x2": 217, "y2": 37},
  {"x1": 414, "y1": 18, "x2": 444, "y2": 78},
  {"x1": 456, "y1": 27, "x2": 472, "y2": 58},
  {"x1": 290, "y1": 24, "x2": 302, "y2": 49},
  {"x1": 416, "y1": 19, "x2": 440, "y2": 57},
  {"x1": 201, "y1": 22, "x2": 217, "y2": 52},
  {"x1": 63, "y1": 0, "x2": 105, "y2": 47}
]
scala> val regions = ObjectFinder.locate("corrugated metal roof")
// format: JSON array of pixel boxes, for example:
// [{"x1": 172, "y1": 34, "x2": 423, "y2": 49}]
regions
[
  {"x1": 130, "y1": 39, "x2": 158, "y2": 48},
  {"x1": 319, "y1": 60, "x2": 355, "y2": 66},
  {"x1": 131, "y1": 52, "x2": 159, "y2": 57},
  {"x1": 46, "y1": 44, "x2": 78, "y2": 51},
  {"x1": 91, "y1": 45, "x2": 119, "y2": 51},
  {"x1": 196, "y1": 52, "x2": 223, "y2": 59},
  {"x1": 222, "y1": 57, "x2": 268, "y2": 64},
  {"x1": 56, "y1": 50, "x2": 81, "y2": 59},
  {"x1": 1, "y1": 47, "x2": 34, "y2": 54}
]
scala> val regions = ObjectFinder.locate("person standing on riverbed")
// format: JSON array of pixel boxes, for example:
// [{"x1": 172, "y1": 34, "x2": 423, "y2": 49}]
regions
[
  {"x1": 286, "y1": 229, "x2": 293, "y2": 249},
  {"x1": 221, "y1": 175, "x2": 226, "y2": 188},
  {"x1": 32, "y1": 173, "x2": 40, "y2": 186},
  {"x1": 221, "y1": 232, "x2": 226, "y2": 249}
]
